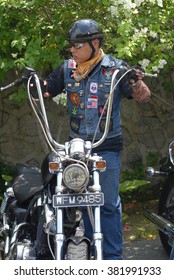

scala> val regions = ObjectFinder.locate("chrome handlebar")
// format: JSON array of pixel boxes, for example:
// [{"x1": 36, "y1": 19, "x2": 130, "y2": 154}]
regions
[
  {"x1": 28, "y1": 68, "x2": 130, "y2": 151},
  {"x1": 0, "y1": 67, "x2": 157, "y2": 154}
]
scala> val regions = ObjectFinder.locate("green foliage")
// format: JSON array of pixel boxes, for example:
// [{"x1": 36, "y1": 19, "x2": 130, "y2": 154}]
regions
[
  {"x1": 120, "y1": 152, "x2": 160, "y2": 183},
  {"x1": 0, "y1": 161, "x2": 14, "y2": 201},
  {"x1": 9, "y1": 87, "x2": 27, "y2": 104},
  {"x1": 119, "y1": 153, "x2": 161, "y2": 202},
  {"x1": 109, "y1": 1, "x2": 173, "y2": 77},
  {"x1": 0, "y1": 0, "x2": 173, "y2": 78},
  {"x1": 119, "y1": 178, "x2": 161, "y2": 203},
  {"x1": 0, "y1": 1, "x2": 173, "y2": 102},
  {"x1": 119, "y1": 160, "x2": 151, "y2": 202},
  {"x1": 146, "y1": 152, "x2": 160, "y2": 167},
  {"x1": 120, "y1": 159, "x2": 145, "y2": 182},
  {"x1": 119, "y1": 179, "x2": 149, "y2": 193}
]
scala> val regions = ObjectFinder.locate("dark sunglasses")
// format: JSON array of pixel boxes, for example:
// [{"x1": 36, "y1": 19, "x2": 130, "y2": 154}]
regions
[{"x1": 70, "y1": 42, "x2": 86, "y2": 49}]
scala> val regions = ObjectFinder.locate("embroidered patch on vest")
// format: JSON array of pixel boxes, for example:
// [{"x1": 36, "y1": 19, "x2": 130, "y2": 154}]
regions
[
  {"x1": 80, "y1": 103, "x2": 85, "y2": 109},
  {"x1": 100, "y1": 118, "x2": 113, "y2": 132},
  {"x1": 68, "y1": 59, "x2": 76, "y2": 69},
  {"x1": 87, "y1": 96, "x2": 98, "y2": 109},
  {"x1": 79, "y1": 90, "x2": 84, "y2": 97},
  {"x1": 102, "y1": 69, "x2": 115, "y2": 80},
  {"x1": 70, "y1": 93, "x2": 80, "y2": 106},
  {"x1": 69, "y1": 70, "x2": 75, "y2": 79},
  {"x1": 72, "y1": 107, "x2": 78, "y2": 115},
  {"x1": 98, "y1": 105, "x2": 107, "y2": 117},
  {"x1": 90, "y1": 82, "x2": 98, "y2": 94},
  {"x1": 70, "y1": 117, "x2": 80, "y2": 133}
]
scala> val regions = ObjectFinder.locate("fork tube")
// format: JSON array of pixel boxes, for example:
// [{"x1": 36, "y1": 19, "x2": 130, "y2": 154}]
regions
[
  {"x1": 93, "y1": 169, "x2": 103, "y2": 260},
  {"x1": 93, "y1": 206, "x2": 103, "y2": 260},
  {"x1": 55, "y1": 208, "x2": 64, "y2": 260},
  {"x1": 54, "y1": 171, "x2": 64, "y2": 260}
]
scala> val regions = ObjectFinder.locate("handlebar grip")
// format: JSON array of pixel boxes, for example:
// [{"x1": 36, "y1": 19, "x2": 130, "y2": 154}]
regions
[
  {"x1": 0, "y1": 77, "x2": 23, "y2": 92},
  {"x1": 142, "y1": 73, "x2": 158, "y2": 78}
]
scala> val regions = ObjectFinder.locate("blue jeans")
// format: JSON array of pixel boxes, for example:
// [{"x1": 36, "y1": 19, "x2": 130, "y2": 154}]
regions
[{"x1": 83, "y1": 151, "x2": 123, "y2": 260}]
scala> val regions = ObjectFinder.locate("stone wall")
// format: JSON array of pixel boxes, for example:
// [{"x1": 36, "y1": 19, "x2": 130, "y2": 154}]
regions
[
  {"x1": 121, "y1": 76, "x2": 174, "y2": 169},
  {"x1": 0, "y1": 74, "x2": 174, "y2": 172}
]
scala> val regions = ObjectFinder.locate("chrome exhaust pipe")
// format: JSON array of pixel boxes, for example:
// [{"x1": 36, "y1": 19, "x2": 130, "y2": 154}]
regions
[{"x1": 144, "y1": 209, "x2": 174, "y2": 237}]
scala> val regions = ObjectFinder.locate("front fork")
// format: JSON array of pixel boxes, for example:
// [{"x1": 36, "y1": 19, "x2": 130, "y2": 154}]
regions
[
  {"x1": 92, "y1": 169, "x2": 103, "y2": 260},
  {"x1": 93, "y1": 206, "x2": 103, "y2": 260},
  {"x1": 55, "y1": 207, "x2": 64, "y2": 260},
  {"x1": 54, "y1": 169, "x2": 103, "y2": 260},
  {"x1": 54, "y1": 170, "x2": 64, "y2": 260}
]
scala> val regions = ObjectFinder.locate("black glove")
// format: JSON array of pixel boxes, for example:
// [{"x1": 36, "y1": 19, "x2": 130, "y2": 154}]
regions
[
  {"x1": 29, "y1": 77, "x2": 48, "y2": 99},
  {"x1": 116, "y1": 66, "x2": 129, "y2": 80},
  {"x1": 117, "y1": 64, "x2": 144, "y2": 84},
  {"x1": 23, "y1": 67, "x2": 47, "y2": 99},
  {"x1": 117, "y1": 65, "x2": 133, "y2": 98},
  {"x1": 129, "y1": 64, "x2": 145, "y2": 83},
  {"x1": 117, "y1": 64, "x2": 146, "y2": 99}
]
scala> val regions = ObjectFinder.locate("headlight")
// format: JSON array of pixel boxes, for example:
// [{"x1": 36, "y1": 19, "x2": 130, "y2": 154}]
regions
[{"x1": 63, "y1": 164, "x2": 89, "y2": 191}]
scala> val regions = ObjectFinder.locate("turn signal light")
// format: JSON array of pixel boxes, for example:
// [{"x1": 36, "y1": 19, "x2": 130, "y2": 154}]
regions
[
  {"x1": 96, "y1": 160, "x2": 106, "y2": 171},
  {"x1": 49, "y1": 162, "x2": 59, "y2": 172}
]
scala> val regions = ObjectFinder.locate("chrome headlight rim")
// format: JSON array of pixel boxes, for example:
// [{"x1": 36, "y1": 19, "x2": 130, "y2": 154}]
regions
[{"x1": 63, "y1": 163, "x2": 89, "y2": 191}]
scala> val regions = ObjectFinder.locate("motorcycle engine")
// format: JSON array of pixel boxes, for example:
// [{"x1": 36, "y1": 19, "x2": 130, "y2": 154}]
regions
[{"x1": 12, "y1": 241, "x2": 36, "y2": 260}]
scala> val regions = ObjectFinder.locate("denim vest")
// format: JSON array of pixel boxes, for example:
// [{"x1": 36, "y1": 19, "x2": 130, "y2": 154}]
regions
[{"x1": 64, "y1": 55, "x2": 123, "y2": 140}]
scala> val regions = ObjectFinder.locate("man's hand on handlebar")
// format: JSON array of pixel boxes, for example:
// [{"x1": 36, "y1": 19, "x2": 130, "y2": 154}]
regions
[
  {"x1": 29, "y1": 78, "x2": 48, "y2": 99},
  {"x1": 129, "y1": 65, "x2": 145, "y2": 85},
  {"x1": 117, "y1": 64, "x2": 145, "y2": 85}
]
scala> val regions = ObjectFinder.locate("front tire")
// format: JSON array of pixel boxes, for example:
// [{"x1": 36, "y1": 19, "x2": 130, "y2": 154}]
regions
[{"x1": 158, "y1": 174, "x2": 174, "y2": 256}]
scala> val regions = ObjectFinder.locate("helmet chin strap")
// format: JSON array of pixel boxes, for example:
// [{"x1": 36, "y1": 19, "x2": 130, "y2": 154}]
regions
[{"x1": 88, "y1": 41, "x2": 95, "y2": 60}]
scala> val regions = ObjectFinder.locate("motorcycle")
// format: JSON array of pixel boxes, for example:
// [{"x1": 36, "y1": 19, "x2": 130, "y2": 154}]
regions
[
  {"x1": 144, "y1": 141, "x2": 174, "y2": 260},
  {"x1": 0, "y1": 66, "x2": 155, "y2": 260}
]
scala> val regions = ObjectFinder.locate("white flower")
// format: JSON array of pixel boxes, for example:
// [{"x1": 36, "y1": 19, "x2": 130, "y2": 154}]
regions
[
  {"x1": 52, "y1": 92, "x2": 67, "y2": 106},
  {"x1": 152, "y1": 59, "x2": 167, "y2": 73},
  {"x1": 110, "y1": 5, "x2": 118, "y2": 16},
  {"x1": 160, "y1": 38, "x2": 166, "y2": 43},
  {"x1": 134, "y1": 0, "x2": 144, "y2": 6},
  {"x1": 132, "y1": 8, "x2": 139, "y2": 14},
  {"x1": 138, "y1": 59, "x2": 151, "y2": 69},
  {"x1": 141, "y1": 27, "x2": 148, "y2": 35},
  {"x1": 111, "y1": 0, "x2": 136, "y2": 10},
  {"x1": 141, "y1": 42, "x2": 146, "y2": 51},
  {"x1": 148, "y1": 0, "x2": 156, "y2": 4},
  {"x1": 133, "y1": 30, "x2": 140, "y2": 41},
  {"x1": 157, "y1": 0, "x2": 163, "y2": 7},
  {"x1": 124, "y1": 0, "x2": 136, "y2": 9},
  {"x1": 158, "y1": 59, "x2": 167, "y2": 69},
  {"x1": 149, "y1": 31, "x2": 158, "y2": 38},
  {"x1": 152, "y1": 66, "x2": 159, "y2": 72}
]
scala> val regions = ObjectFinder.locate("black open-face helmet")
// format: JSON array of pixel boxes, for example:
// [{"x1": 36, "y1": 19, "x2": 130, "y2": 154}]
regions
[{"x1": 68, "y1": 19, "x2": 103, "y2": 43}]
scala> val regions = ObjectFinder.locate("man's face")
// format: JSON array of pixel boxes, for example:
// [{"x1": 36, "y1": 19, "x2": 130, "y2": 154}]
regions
[{"x1": 70, "y1": 40, "x2": 97, "y2": 63}]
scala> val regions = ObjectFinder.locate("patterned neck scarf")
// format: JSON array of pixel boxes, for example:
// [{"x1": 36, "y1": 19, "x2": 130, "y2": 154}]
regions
[{"x1": 73, "y1": 49, "x2": 105, "y2": 82}]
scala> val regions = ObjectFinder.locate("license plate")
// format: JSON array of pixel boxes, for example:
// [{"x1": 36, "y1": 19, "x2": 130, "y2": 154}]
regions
[{"x1": 53, "y1": 193, "x2": 104, "y2": 208}]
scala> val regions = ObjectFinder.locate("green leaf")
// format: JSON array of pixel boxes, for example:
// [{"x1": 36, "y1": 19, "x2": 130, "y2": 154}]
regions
[{"x1": 119, "y1": 180, "x2": 150, "y2": 193}]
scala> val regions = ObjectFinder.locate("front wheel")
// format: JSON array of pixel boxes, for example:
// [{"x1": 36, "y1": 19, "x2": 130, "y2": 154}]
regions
[{"x1": 158, "y1": 174, "x2": 174, "y2": 256}]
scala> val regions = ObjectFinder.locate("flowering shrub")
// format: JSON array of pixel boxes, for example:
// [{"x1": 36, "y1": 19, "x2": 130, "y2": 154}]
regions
[
  {"x1": 108, "y1": 0, "x2": 173, "y2": 72},
  {"x1": 0, "y1": 0, "x2": 173, "y2": 78}
]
